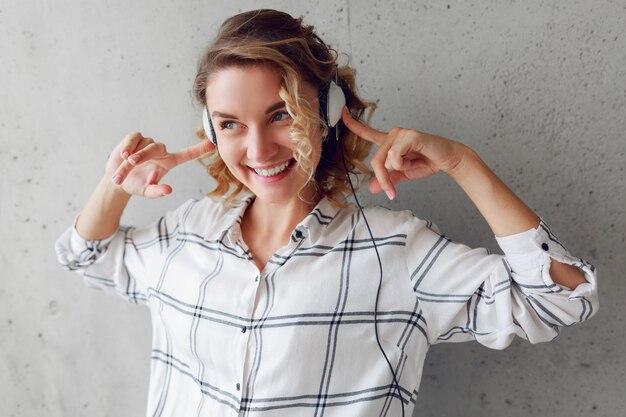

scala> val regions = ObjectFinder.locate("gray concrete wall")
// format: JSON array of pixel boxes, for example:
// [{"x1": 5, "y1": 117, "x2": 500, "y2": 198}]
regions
[{"x1": 1, "y1": 0, "x2": 623, "y2": 416}]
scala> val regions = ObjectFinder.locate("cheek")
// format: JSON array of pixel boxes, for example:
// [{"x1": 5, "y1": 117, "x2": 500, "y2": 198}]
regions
[
  {"x1": 216, "y1": 143, "x2": 244, "y2": 167},
  {"x1": 274, "y1": 127, "x2": 295, "y2": 146}
]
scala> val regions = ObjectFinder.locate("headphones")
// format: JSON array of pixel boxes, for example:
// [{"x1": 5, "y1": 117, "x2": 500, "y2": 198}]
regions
[{"x1": 201, "y1": 70, "x2": 346, "y2": 146}]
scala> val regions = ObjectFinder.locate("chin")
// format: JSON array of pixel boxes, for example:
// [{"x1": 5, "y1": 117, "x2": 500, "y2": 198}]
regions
[{"x1": 249, "y1": 187, "x2": 306, "y2": 205}]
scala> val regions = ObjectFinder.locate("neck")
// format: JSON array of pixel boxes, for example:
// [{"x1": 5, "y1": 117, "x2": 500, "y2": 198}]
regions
[
  {"x1": 245, "y1": 194, "x2": 319, "y2": 239},
  {"x1": 239, "y1": 193, "x2": 320, "y2": 272}
]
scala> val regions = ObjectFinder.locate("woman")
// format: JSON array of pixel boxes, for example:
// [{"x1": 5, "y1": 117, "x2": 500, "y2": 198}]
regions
[{"x1": 55, "y1": 9, "x2": 598, "y2": 417}]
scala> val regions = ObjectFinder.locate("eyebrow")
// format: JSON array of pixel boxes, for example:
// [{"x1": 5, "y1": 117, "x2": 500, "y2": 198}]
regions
[{"x1": 211, "y1": 101, "x2": 286, "y2": 119}]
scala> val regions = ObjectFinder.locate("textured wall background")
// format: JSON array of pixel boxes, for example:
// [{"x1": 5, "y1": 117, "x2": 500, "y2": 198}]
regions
[{"x1": 1, "y1": 0, "x2": 624, "y2": 416}]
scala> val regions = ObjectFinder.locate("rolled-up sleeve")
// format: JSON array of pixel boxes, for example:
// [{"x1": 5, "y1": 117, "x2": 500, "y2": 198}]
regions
[
  {"x1": 494, "y1": 219, "x2": 598, "y2": 338},
  {"x1": 55, "y1": 215, "x2": 118, "y2": 271},
  {"x1": 406, "y1": 216, "x2": 598, "y2": 349},
  {"x1": 495, "y1": 220, "x2": 596, "y2": 301},
  {"x1": 54, "y1": 198, "x2": 197, "y2": 305}
]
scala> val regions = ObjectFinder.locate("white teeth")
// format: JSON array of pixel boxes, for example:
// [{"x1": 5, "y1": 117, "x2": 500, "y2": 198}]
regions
[{"x1": 253, "y1": 160, "x2": 292, "y2": 177}]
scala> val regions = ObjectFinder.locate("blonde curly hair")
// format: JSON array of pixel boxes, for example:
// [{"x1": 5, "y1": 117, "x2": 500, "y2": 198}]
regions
[{"x1": 192, "y1": 9, "x2": 376, "y2": 207}]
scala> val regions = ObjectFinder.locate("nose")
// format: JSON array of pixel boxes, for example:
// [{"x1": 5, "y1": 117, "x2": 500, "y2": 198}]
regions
[{"x1": 246, "y1": 125, "x2": 279, "y2": 163}]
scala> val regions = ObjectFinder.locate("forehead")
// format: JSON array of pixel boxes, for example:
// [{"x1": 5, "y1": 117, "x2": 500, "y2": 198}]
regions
[
  {"x1": 207, "y1": 64, "x2": 281, "y2": 94},
  {"x1": 205, "y1": 65, "x2": 318, "y2": 115},
  {"x1": 206, "y1": 66, "x2": 282, "y2": 115}
]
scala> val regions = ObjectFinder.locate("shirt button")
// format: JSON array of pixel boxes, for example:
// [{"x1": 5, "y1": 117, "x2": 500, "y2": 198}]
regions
[
  {"x1": 255, "y1": 276, "x2": 259, "y2": 282},
  {"x1": 541, "y1": 243, "x2": 549, "y2": 251},
  {"x1": 295, "y1": 229, "x2": 303, "y2": 239},
  {"x1": 241, "y1": 326, "x2": 247, "y2": 333},
  {"x1": 236, "y1": 383, "x2": 241, "y2": 391}
]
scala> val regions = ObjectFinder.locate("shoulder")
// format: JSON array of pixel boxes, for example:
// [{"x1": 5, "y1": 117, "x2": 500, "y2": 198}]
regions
[
  {"x1": 178, "y1": 195, "x2": 240, "y2": 221},
  {"x1": 360, "y1": 204, "x2": 423, "y2": 225},
  {"x1": 176, "y1": 195, "x2": 250, "y2": 237},
  {"x1": 358, "y1": 204, "x2": 442, "y2": 235}
]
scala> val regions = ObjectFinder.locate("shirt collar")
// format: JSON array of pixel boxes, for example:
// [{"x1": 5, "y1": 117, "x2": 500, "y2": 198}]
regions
[
  {"x1": 214, "y1": 194, "x2": 342, "y2": 246},
  {"x1": 291, "y1": 196, "x2": 341, "y2": 244},
  {"x1": 219, "y1": 195, "x2": 254, "y2": 247}
]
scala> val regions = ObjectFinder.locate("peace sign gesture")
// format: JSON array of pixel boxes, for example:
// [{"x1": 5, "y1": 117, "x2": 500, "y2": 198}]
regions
[
  {"x1": 341, "y1": 107, "x2": 467, "y2": 200},
  {"x1": 105, "y1": 132, "x2": 215, "y2": 198}
]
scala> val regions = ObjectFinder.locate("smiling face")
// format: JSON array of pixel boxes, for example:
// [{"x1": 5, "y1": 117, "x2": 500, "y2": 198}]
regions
[{"x1": 205, "y1": 64, "x2": 322, "y2": 206}]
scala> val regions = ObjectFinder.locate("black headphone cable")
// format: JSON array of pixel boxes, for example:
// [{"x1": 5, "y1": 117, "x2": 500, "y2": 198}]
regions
[{"x1": 338, "y1": 127, "x2": 406, "y2": 417}]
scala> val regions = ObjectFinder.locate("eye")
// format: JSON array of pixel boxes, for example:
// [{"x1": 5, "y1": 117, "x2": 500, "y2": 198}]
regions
[
  {"x1": 272, "y1": 111, "x2": 291, "y2": 122},
  {"x1": 219, "y1": 120, "x2": 241, "y2": 130}
]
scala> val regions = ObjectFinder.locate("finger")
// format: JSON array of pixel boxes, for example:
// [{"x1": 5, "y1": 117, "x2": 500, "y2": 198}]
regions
[
  {"x1": 143, "y1": 183, "x2": 173, "y2": 199},
  {"x1": 404, "y1": 158, "x2": 436, "y2": 175},
  {"x1": 111, "y1": 159, "x2": 134, "y2": 185},
  {"x1": 340, "y1": 107, "x2": 386, "y2": 145},
  {"x1": 125, "y1": 136, "x2": 154, "y2": 163},
  {"x1": 111, "y1": 139, "x2": 152, "y2": 183},
  {"x1": 119, "y1": 132, "x2": 145, "y2": 160},
  {"x1": 368, "y1": 171, "x2": 410, "y2": 194},
  {"x1": 127, "y1": 142, "x2": 167, "y2": 166},
  {"x1": 370, "y1": 161, "x2": 436, "y2": 194},
  {"x1": 384, "y1": 146, "x2": 407, "y2": 172},
  {"x1": 384, "y1": 136, "x2": 419, "y2": 171},
  {"x1": 110, "y1": 139, "x2": 158, "y2": 185},
  {"x1": 369, "y1": 138, "x2": 396, "y2": 200},
  {"x1": 171, "y1": 139, "x2": 215, "y2": 166}
]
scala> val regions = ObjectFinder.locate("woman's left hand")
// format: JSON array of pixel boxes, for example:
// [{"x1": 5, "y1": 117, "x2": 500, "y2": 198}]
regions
[{"x1": 341, "y1": 107, "x2": 468, "y2": 199}]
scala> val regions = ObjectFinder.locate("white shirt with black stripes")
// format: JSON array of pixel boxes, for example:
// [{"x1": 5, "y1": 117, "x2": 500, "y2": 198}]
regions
[{"x1": 55, "y1": 195, "x2": 598, "y2": 417}]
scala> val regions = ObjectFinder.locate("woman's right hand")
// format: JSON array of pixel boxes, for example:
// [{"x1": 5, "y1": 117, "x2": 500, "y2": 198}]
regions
[{"x1": 105, "y1": 132, "x2": 215, "y2": 198}]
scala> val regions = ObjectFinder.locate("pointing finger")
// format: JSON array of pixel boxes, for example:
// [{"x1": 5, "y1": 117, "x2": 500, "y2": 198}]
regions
[
  {"x1": 341, "y1": 107, "x2": 386, "y2": 145},
  {"x1": 171, "y1": 139, "x2": 215, "y2": 166}
]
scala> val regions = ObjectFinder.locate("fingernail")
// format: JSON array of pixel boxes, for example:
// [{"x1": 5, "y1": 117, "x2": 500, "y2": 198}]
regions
[
  {"x1": 128, "y1": 155, "x2": 139, "y2": 165},
  {"x1": 112, "y1": 175, "x2": 121, "y2": 185},
  {"x1": 385, "y1": 189, "x2": 395, "y2": 200},
  {"x1": 121, "y1": 151, "x2": 129, "y2": 159}
]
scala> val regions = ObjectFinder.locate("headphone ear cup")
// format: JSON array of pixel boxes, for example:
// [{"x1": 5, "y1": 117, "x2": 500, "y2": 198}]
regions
[
  {"x1": 326, "y1": 80, "x2": 346, "y2": 128},
  {"x1": 202, "y1": 107, "x2": 217, "y2": 145}
]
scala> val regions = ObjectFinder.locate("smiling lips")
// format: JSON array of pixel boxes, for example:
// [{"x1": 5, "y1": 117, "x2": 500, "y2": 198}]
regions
[{"x1": 250, "y1": 158, "x2": 294, "y2": 177}]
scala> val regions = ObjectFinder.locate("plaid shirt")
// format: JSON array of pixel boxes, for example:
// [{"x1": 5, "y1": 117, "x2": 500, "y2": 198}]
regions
[{"x1": 55, "y1": 195, "x2": 598, "y2": 417}]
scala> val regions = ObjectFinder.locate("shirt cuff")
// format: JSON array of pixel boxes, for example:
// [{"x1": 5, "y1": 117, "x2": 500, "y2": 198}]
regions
[
  {"x1": 70, "y1": 214, "x2": 117, "y2": 252},
  {"x1": 55, "y1": 214, "x2": 118, "y2": 270},
  {"x1": 494, "y1": 218, "x2": 597, "y2": 300}
]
